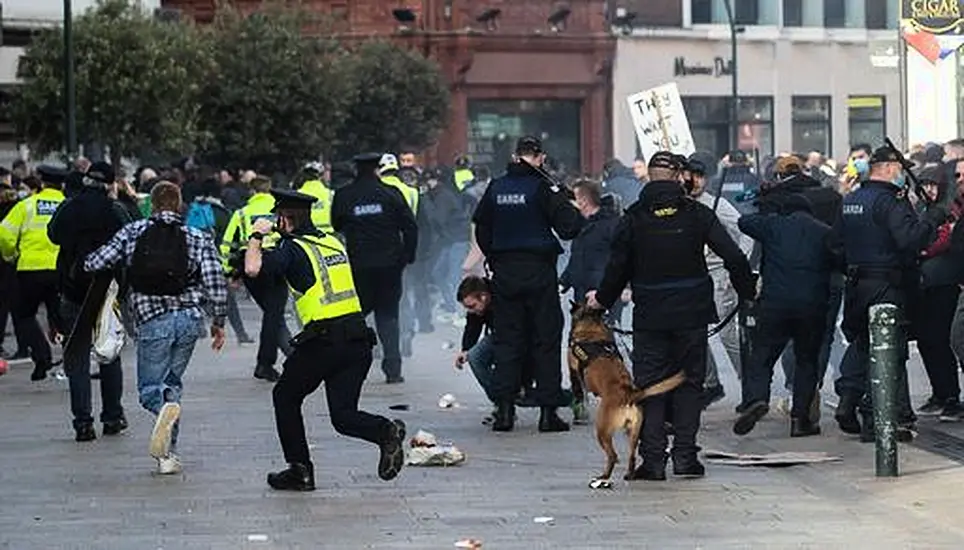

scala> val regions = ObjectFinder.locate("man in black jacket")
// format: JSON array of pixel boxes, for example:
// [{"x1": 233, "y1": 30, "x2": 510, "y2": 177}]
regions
[
  {"x1": 473, "y1": 136, "x2": 584, "y2": 433},
  {"x1": 587, "y1": 151, "x2": 755, "y2": 480},
  {"x1": 734, "y1": 193, "x2": 838, "y2": 437},
  {"x1": 47, "y1": 161, "x2": 132, "y2": 442},
  {"x1": 332, "y1": 153, "x2": 418, "y2": 383}
]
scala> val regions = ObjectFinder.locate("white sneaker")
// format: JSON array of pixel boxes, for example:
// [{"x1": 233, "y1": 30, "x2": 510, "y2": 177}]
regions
[
  {"x1": 149, "y1": 402, "x2": 181, "y2": 459},
  {"x1": 156, "y1": 453, "x2": 182, "y2": 475}
]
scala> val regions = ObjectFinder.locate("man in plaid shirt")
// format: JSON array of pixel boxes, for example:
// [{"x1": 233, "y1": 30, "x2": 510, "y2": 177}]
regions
[{"x1": 85, "y1": 181, "x2": 228, "y2": 475}]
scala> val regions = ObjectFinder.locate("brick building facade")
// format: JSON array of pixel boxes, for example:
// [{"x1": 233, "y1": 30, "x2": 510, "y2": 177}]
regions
[{"x1": 163, "y1": 0, "x2": 615, "y2": 173}]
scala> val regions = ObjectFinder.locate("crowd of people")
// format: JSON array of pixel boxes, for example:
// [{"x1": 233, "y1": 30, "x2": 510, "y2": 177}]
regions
[{"x1": 1, "y1": 132, "x2": 961, "y2": 486}]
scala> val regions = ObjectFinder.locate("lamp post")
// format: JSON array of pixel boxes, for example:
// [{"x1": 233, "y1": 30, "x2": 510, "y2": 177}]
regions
[
  {"x1": 722, "y1": 0, "x2": 738, "y2": 152},
  {"x1": 63, "y1": 0, "x2": 77, "y2": 157}
]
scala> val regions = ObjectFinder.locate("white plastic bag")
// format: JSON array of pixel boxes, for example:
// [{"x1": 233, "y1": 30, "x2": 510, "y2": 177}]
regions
[{"x1": 92, "y1": 281, "x2": 126, "y2": 364}]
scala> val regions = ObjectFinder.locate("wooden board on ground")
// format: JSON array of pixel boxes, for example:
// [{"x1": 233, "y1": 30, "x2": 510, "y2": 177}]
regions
[{"x1": 703, "y1": 450, "x2": 842, "y2": 467}]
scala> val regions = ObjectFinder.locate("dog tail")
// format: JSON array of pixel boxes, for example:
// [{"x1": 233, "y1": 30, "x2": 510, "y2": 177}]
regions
[{"x1": 631, "y1": 371, "x2": 685, "y2": 403}]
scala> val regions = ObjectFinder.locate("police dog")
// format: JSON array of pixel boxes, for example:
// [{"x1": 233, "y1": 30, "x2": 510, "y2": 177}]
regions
[{"x1": 568, "y1": 302, "x2": 685, "y2": 480}]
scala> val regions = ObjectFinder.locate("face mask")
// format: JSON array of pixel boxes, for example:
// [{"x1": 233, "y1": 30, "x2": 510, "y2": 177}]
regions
[
  {"x1": 894, "y1": 172, "x2": 907, "y2": 189},
  {"x1": 853, "y1": 158, "x2": 870, "y2": 176}
]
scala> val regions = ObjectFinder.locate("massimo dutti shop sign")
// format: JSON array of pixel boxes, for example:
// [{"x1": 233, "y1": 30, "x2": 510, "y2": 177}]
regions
[{"x1": 672, "y1": 56, "x2": 734, "y2": 78}]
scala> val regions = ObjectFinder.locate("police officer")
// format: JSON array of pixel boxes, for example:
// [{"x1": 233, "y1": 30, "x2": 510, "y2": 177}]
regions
[
  {"x1": 0, "y1": 165, "x2": 66, "y2": 381},
  {"x1": 244, "y1": 189, "x2": 406, "y2": 491},
  {"x1": 453, "y1": 154, "x2": 475, "y2": 192},
  {"x1": 835, "y1": 146, "x2": 945, "y2": 442},
  {"x1": 221, "y1": 176, "x2": 293, "y2": 382},
  {"x1": 472, "y1": 136, "x2": 584, "y2": 433},
  {"x1": 296, "y1": 162, "x2": 334, "y2": 234},
  {"x1": 331, "y1": 153, "x2": 418, "y2": 383},
  {"x1": 587, "y1": 151, "x2": 755, "y2": 480},
  {"x1": 378, "y1": 154, "x2": 419, "y2": 214}
]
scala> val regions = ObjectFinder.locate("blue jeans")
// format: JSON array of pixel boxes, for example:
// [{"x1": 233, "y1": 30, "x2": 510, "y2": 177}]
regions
[
  {"x1": 136, "y1": 310, "x2": 203, "y2": 449},
  {"x1": 467, "y1": 334, "x2": 497, "y2": 404}
]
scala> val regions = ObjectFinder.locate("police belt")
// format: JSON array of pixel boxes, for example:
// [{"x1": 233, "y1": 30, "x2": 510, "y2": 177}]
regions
[
  {"x1": 290, "y1": 312, "x2": 373, "y2": 348},
  {"x1": 568, "y1": 339, "x2": 622, "y2": 375},
  {"x1": 846, "y1": 265, "x2": 902, "y2": 285}
]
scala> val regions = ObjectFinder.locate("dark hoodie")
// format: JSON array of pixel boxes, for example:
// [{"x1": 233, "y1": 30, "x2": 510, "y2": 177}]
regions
[
  {"x1": 561, "y1": 204, "x2": 619, "y2": 297},
  {"x1": 759, "y1": 172, "x2": 842, "y2": 227},
  {"x1": 738, "y1": 194, "x2": 837, "y2": 313}
]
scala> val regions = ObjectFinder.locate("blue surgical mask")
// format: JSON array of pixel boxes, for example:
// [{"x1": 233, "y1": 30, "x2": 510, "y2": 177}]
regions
[
  {"x1": 854, "y1": 158, "x2": 869, "y2": 176},
  {"x1": 894, "y1": 172, "x2": 907, "y2": 188}
]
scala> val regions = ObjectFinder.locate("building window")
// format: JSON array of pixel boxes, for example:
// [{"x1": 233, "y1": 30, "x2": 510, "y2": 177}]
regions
[
  {"x1": 692, "y1": 0, "x2": 712, "y2": 24},
  {"x1": 783, "y1": 0, "x2": 803, "y2": 27},
  {"x1": 467, "y1": 100, "x2": 581, "y2": 174},
  {"x1": 792, "y1": 96, "x2": 832, "y2": 155},
  {"x1": 824, "y1": 0, "x2": 846, "y2": 27},
  {"x1": 734, "y1": 0, "x2": 759, "y2": 25},
  {"x1": 865, "y1": 0, "x2": 887, "y2": 29},
  {"x1": 680, "y1": 96, "x2": 773, "y2": 161},
  {"x1": 848, "y1": 96, "x2": 886, "y2": 149}
]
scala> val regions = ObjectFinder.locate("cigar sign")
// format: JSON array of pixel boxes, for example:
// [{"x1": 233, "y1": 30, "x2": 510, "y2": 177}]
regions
[
  {"x1": 900, "y1": 1, "x2": 964, "y2": 64},
  {"x1": 902, "y1": 0, "x2": 964, "y2": 34}
]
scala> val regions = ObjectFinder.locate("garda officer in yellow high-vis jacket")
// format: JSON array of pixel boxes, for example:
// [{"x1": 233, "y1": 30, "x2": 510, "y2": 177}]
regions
[
  {"x1": 296, "y1": 162, "x2": 334, "y2": 233},
  {"x1": 0, "y1": 165, "x2": 66, "y2": 381},
  {"x1": 453, "y1": 155, "x2": 475, "y2": 192},
  {"x1": 245, "y1": 188, "x2": 406, "y2": 492},
  {"x1": 378, "y1": 154, "x2": 418, "y2": 214},
  {"x1": 221, "y1": 176, "x2": 292, "y2": 382}
]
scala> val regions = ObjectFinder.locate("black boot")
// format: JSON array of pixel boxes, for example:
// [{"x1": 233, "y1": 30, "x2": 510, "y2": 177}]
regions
[
  {"x1": 835, "y1": 393, "x2": 862, "y2": 435},
  {"x1": 378, "y1": 419, "x2": 406, "y2": 481},
  {"x1": 538, "y1": 407, "x2": 570, "y2": 433},
  {"x1": 74, "y1": 423, "x2": 96, "y2": 442},
  {"x1": 790, "y1": 417, "x2": 821, "y2": 438},
  {"x1": 102, "y1": 416, "x2": 129, "y2": 436},
  {"x1": 254, "y1": 365, "x2": 281, "y2": 383},
  {"x1": 492, "y1": 402, "x2": 515, "y2": 432},
  {"x1": 672, "y1": 456, "x2": 706, "y2": 479},
  {"x1": 30, "y1": 363, "x2": 50, "y2": 381},
  {"x1": 630, "y1": 462, "x2": 667, "y2": 481},
  {"x1": 267, "y1": 462, "x2": 316, "y2": 491},
  {"x1": 733, "y1": 401, "x2": 769, "y2": 436}
]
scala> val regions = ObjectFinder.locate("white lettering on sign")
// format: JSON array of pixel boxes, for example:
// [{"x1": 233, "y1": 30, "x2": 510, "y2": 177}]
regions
[
  {"x1": 496, "y1": 194, "x2": 526, "y2": 205},
  {"x1": 36, "y1": 200, "x2": 59, "y2": 216},
  {"x1": 626, "y1": 82, "x2": 696, "y2": 164},
  {"x1": 353, "y1": 203, "x2": 383, "y2": 216},
  {"x1": 842, "y1": 204, "x2": 864, "y2": 215}
]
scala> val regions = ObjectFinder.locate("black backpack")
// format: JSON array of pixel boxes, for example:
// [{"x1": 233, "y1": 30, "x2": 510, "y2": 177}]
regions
[{"x1": 129, "y1": 220, "x2": 190, "y2": 296}]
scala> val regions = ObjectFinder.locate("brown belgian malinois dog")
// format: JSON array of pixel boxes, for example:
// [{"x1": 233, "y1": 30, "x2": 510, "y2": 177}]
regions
[{"x1": 568, "y1": 302, "x2": 685, "y2": 481}]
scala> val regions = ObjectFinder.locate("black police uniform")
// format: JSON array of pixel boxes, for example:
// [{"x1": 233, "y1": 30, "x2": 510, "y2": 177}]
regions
[
  {"x1": 835, "y1": 147, "x2": 944, "y2": 440},
  {"x1": 472, "y1": 136, "x2": 584, "y2": 432},
  {"x1": 331, "y1": 152, "x2": 418, "y2": 383},
  {"x1": 595, "y1": 152, "x2": 755, "y2": 479},
  {"x1": 257, "y1": 189, "x2": 406, "y2": 491}
]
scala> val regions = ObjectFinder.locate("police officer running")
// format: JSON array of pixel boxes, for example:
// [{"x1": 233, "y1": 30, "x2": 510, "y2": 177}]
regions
[
  {"x1": 0, "y1": 165, "x2": 66, "y2": 381},
  {"x1": 331, "y1": 153, "x2": 418, "y2": 384},
  {"x1": 587, "y1": 151, "x2": 755, "y2": 480},
  {"x1": 472, "y1": 136, "x2": 584, "y2": 433},
  {"x1": 245, "y1": 189, "x2": 406, "y2": 491},
  {"x1": 835, "y1": 146, "x2": 946, "y2": 442}
]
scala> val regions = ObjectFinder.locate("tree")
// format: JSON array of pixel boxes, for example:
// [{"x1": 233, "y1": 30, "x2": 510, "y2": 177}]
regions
[
  {"x1": 332, "y1": 41, "x2": 450, "y2": 160},
  {"x1": 197, "y1": 7, "x2": 350, "y2": 175},
  {"x1": 13, "y1": 0, "x2": 210, "y2": 163}
]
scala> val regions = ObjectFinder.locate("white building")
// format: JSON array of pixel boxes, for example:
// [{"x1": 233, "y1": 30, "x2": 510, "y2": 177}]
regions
[{"x1": 613, "y1": 0, "x2": 902, "y2": 164}]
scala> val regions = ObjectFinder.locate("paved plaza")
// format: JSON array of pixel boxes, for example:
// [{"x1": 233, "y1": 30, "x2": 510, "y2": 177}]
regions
[{"x1": 3, "y1": 303, "x2": 964, "y2": 549}]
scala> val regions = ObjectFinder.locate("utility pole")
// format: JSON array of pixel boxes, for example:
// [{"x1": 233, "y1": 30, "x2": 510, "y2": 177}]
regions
[
  {"x1": 64, "y1": 0, "x2": 77, "y2": 157},
  {"x1": 722, "y1": 0, "x2": 739, "y2": 152}
]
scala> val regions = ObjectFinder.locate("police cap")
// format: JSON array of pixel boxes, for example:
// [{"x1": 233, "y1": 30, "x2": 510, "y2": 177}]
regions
[
  {"x1": 869, "y1": 146, "x2": 901, "y2": 165},
  {"x1": 648, "y1": 151, "x2": 686, "y2": 172},
  {"x1": 685, "y1": 154, "x2": 707, "y2": 175},
  {"x1": 36, "y1": 165, "x2": 67, "y2": 185},
  {"x1": 515, "y1": 135, "x2": 544, "y2": 156},
  {"x1": 270, "y1": 188, "x2": 317, "y2": 212}
]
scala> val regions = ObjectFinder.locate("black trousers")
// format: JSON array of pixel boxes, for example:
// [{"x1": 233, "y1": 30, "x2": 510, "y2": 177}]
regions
[
  {"x1": 15, "y1": 270, "x2": 62, "y2": 369},
  {"x1": 490, "y1": 261, "x2": 565, "y2": 406},
  {"x1": 916, "y1": 285, "x2": 961, "y2": 402},
  {"x1": 62, "y1": 299, "x2": 123, "y2": 428},
  {"x1": 632, "y1": 328, "x2": 706, "y2": 465},
  {"x1": 0, "y1": 262, "x2": 27, "y2": 352},
  {"x1": 740, "y1": 308, "x2": 825, "y2": 419},
  {"x1": 352, "y1": 265, "x2": 403, "y2": 379},
  {"x1": 272, "y1": 324, "x2": 391, "y2": 465},
  {"x1": 243, "y1": 274, "x2": 292, "y2": 368}
]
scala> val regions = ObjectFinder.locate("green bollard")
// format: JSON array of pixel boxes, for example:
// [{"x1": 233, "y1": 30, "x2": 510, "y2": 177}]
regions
[{"x1": 869, "y1": 303, "x2": 899, "y2": 478}]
